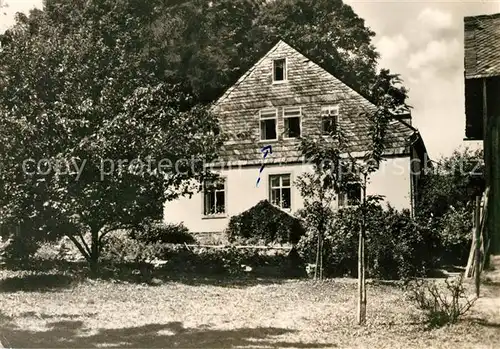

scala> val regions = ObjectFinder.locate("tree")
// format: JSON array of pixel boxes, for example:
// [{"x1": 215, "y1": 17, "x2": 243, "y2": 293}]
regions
[
  {"x1": 296, "y1": 69, "x2": 410, "y2": 323},
  {"x1": 416, "y1": 148, "x2": 485, "y2": 264},
  {"x1": 0, "y1": 1, "x2": 221, "y2": 272}
]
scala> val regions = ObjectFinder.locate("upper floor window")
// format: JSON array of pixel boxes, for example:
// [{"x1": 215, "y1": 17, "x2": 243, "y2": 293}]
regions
[
  {"x1": 260, "y1": 108, "x2": 278, "y2": 141},
  {"x1": 321, "y1": 105, "x2": 339, "y2": 135},
  {"x1": 269, "y1": 173, "x2": 291, "y2": 210},
  {"x1": 339, "y1": 182, "x2": 362, "y2": 207},
  {"x1": 273, "y1": 58, "x2": 287, "y2": 82},
  {"x1": 203, "y1": 178, "x2": 226, "y2": 216},
  {"x1": 283, "y1": 106, "x2": 301, "y2": 138}
]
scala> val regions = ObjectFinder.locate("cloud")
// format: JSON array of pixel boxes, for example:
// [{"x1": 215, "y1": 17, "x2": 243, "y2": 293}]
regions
[
  {"x1": 377, "y1": 34, "x2": 409, "y2": 60},
  {"x1": 407, "y1": 38, "x2": 460, "y2": 72},
  {"x1": 417, "y1": 8, "x2": 453, "y2": 31}
]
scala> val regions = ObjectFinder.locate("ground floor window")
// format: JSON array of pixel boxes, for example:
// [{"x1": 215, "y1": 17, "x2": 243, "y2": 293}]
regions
[
  {"x1": 269, "y1": 174, "x2": 291, "y2": 209},
  {"x1": 204, "y1": 178, "x2": 226, "y2": 215},
  {"x1": 339, "y1": 182, "x2": 362, "y2": 207}
]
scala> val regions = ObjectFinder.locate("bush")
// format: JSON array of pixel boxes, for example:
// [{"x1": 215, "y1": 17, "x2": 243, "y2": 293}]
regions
[
  {"x1": 437, "y1": 207, "x2": 472, "y2": 266},
  {"x1": 129, "y1": 222, "x2": 195, "y2": 245},
  {"x1": 296, "y1": 204, "x2": 438, "y2": 279},
  {"x1": 1, "y1": 236, "x2": 40, "y2": 265},
  {"x1": 405, "y1": 274, "x2": 477, "y2": 328},
  {"x1": 226, "y1": 200, "x2": 305, "y2": 245}
]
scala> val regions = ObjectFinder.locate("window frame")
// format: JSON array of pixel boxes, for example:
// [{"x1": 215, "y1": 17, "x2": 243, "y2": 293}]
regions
[
  {"x1": 321, "y1": 105, "x2": 340, "y2": 136},
  {"x1": 202, "y1": 176, "x2": 227, "y2": 218},
  {"x1": 272, "y1": 58, "x2": 288, "y2": 83},
  {"x1": 259, "y1": 108, "x2": 278, "y2": 142},
  {"x1": 283, "y1": 106, "x2": 302, "y2": 139},
  {"x1": 268, "y1": 173, "x2": 292, "y2": 211}
]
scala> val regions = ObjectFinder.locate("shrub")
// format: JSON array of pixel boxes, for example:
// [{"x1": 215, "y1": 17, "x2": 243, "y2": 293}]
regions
[
  {"x1": 1, "y1": 236, "x2": 40, "y2": 265},
  {"x1": 101, "y1": 232, "x2": 168, "y2": 264},
  {"x1": 226, "y1": 200, "x2": 305, "y2": 245},
  {"x1": 129, "y1": 222, "x2": 195, "y2": 245},
  {"x1": 437, "y1": 207, "x2": 473, "y2": 266},
  {"x1": 405, "y1": 274, "x2": 477, "y2": 328},
  {"x1": 296, "y1": 204, "x2": 438, "y2": 279}
]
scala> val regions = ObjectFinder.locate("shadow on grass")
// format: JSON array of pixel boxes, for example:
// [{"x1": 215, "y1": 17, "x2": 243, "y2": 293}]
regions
[
  {"x1": 470, "y1": 318, "x2": 500, "y2": 329},
  {"x1": 0, "y1": 274, "x2": 76, "y2": 293},
  {"x1": 0, "y1": 320, "x2": 335, "y2": 348},
  {"x1": 1, "y1": 260, "x2": 300, "y2": 290}
]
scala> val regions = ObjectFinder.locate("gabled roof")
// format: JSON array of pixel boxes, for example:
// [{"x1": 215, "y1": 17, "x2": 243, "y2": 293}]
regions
[
  {"x1": 465, "y1": 13, "x2": 500, "y2": 79},
  {"x1": 211, "y1": 40, "x2": 422, "y2": 166}
]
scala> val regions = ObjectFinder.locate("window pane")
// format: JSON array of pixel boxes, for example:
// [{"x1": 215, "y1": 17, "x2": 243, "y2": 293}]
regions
[
  {"x1": 273, "y1": 59, "x2": 285, "y2": 81},
  {"x1": 271, "y1": 188, "x2": 280, "y2": 205},
  {"x1": 281, "y1": 174, "x2": 291, "y2": 187},
  {"x1": 261, "y1": 109, "x2": 277, "y2": 119},
  {"x1": 204, "y1": 191, "x2": 215, "y2": 215},
  {"x1": 281, "y1": 188, "x2": 291, "y2": 209},
  {"x1": 215, "y1": 191, "x2": 225, "y2": 213},
  {"x1": 283, "y1": 107, "x2": 301, "y2": 117},
  {"x1": 261, "y1": 119, "x2": 276, "y2": 140},
  {"x1": 270, "y1": 175, "x2": 280, "y2": 187},
  {"x1": 322, "y1": 117, "x2": 336, "y2": 135},
  {"x1": 285, "y1": 117, "x2": 301, "y2": 138},
  {"x1": 347, "y1": 183, "x2": 361, "y2": 205}
]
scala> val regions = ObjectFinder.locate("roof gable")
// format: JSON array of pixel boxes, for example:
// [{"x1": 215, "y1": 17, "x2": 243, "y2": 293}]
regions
[
  {"x1": 210, "y1": 39, "x2": 419, "y2": 166},
  {"x1": 213, "y1": 39, "x2": 375, "y2": 112},
  {"x1": 465, "y1": 13, "x2": 500, "y2": 79}
]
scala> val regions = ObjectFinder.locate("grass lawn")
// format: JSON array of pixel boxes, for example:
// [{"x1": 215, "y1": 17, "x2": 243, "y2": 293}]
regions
[{"x1": 0, "y1": 268, "x2": 499, "y2": 348}]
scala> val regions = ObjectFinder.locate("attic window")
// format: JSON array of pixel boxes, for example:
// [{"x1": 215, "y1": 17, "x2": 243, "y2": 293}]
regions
[
  {"x1": 260, "y1": 108, "x2": 278, "y2": 141},
  {"x1": 273, "y1": 59, "x2": 287, "y2": 82},
  {"x1": 283, "y1": 106, "x2": 301, "y2": 138},
  {"x1": 321, "y1": 105, "x2": 339, "y2": 135}
]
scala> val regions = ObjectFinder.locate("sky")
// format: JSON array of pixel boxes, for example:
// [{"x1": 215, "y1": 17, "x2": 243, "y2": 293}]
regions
[{"x1": 1, "y1": 0, "x2": 500, "y2": 160}]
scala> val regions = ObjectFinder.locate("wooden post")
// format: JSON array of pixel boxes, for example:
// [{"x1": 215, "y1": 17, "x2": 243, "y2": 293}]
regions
[
  {"x1": 357, "y1": 174, "x2": 367, "y2": 325},
  {"x1": 475, "y1": 195, "x2": 481, "y2": 297}
]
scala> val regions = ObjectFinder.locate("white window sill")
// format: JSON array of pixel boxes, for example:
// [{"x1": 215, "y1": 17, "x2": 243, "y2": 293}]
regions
[
  {"x1": 202, "y1": 214, "x2": 227, "y2": 220},
  {"x1": 272, "y1": 80, "x2": 288, "y2": 84}
]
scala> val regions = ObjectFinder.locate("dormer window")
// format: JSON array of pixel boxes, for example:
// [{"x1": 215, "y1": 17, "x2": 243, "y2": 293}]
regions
[
  {"x1": 273, "y1": 58, "x2": 287, "y2": 82},
  {"x1": 321, "y1": 105, "x2": 339, "y2": 135}
]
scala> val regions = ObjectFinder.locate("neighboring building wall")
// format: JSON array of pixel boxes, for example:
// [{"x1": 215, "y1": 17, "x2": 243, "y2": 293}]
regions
[{"x1": 164, "y1": 156, "x2": 412, "y2": 233}]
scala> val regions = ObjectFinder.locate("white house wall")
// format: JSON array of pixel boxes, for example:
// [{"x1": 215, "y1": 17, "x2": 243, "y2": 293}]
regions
[
  {"x1": 163, "y1": 156, "x2": 412, "y2": 233},
  {"x1": 366, "y1": 156, "x2": 412, "y2": 212}
]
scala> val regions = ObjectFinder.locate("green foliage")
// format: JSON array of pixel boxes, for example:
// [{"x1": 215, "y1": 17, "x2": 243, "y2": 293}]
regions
[
  {"x1": 129, "y1": 222, "x2": 195, "y2": 245},
  {"x1": 417, "y1": 148, "x2": 484, "y2": 220},
  {"x1": 405, "y1": 274, "x2": 477, "y2": 328},
  {"x1": 297, "y1": 204, "x2": 437, "y2": 279},
  {"x1": 226, "y1": 200, "x2": 306, "y2": 245},
  {"x1": 0, "y1": 0, "x2": 221, "y2": 270},
  {"x1": 416, "y1": 148, "x2": 484, "y2": 265}
]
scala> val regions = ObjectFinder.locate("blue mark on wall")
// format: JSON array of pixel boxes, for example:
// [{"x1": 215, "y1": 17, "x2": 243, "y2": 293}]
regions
[{"x1": 256, "y1": 145, "x2": 273, "y2": 187}]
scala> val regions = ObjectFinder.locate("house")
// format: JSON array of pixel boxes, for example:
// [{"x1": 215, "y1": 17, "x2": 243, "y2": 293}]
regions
[
  {"x1": 464, "y1": 13, "x2": 500, "y2": 254},
  {"x1": 163, "y1": 40, "x2": 429, "y2": 233}
]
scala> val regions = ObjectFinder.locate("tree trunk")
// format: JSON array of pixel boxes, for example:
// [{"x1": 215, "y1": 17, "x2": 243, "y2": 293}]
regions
[
  {"x1": 89, "y1": 229, "x2": 100, "y2": 276},
  {"x1": 358, "y1": 174, "x2": 367, "y2": 325}
]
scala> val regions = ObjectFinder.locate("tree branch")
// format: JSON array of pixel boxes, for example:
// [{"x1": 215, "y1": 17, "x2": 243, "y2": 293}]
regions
[
  {"x1": 76, "y1": 231, "x2": 91, "y2": 256},
  {"x1": 67, "y1": 234, "x2": 91, "y2": 262}
]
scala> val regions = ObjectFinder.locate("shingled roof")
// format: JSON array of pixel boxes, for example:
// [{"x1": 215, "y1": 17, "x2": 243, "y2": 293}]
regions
[
  {"x1": 211, "y1": 40, "x2": 420, "y2": 167},
  {"x1": 465, "y1": 13, "x2": 500, "y2": 79}
]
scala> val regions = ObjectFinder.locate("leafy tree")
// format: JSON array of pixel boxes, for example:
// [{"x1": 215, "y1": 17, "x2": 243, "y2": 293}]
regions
[
  {"x1": 0, "y1": 1, "x2": 221, "y2": 272},
  {"x1": 416, "y1": 148, "x2": 484, "y2": 264}
]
